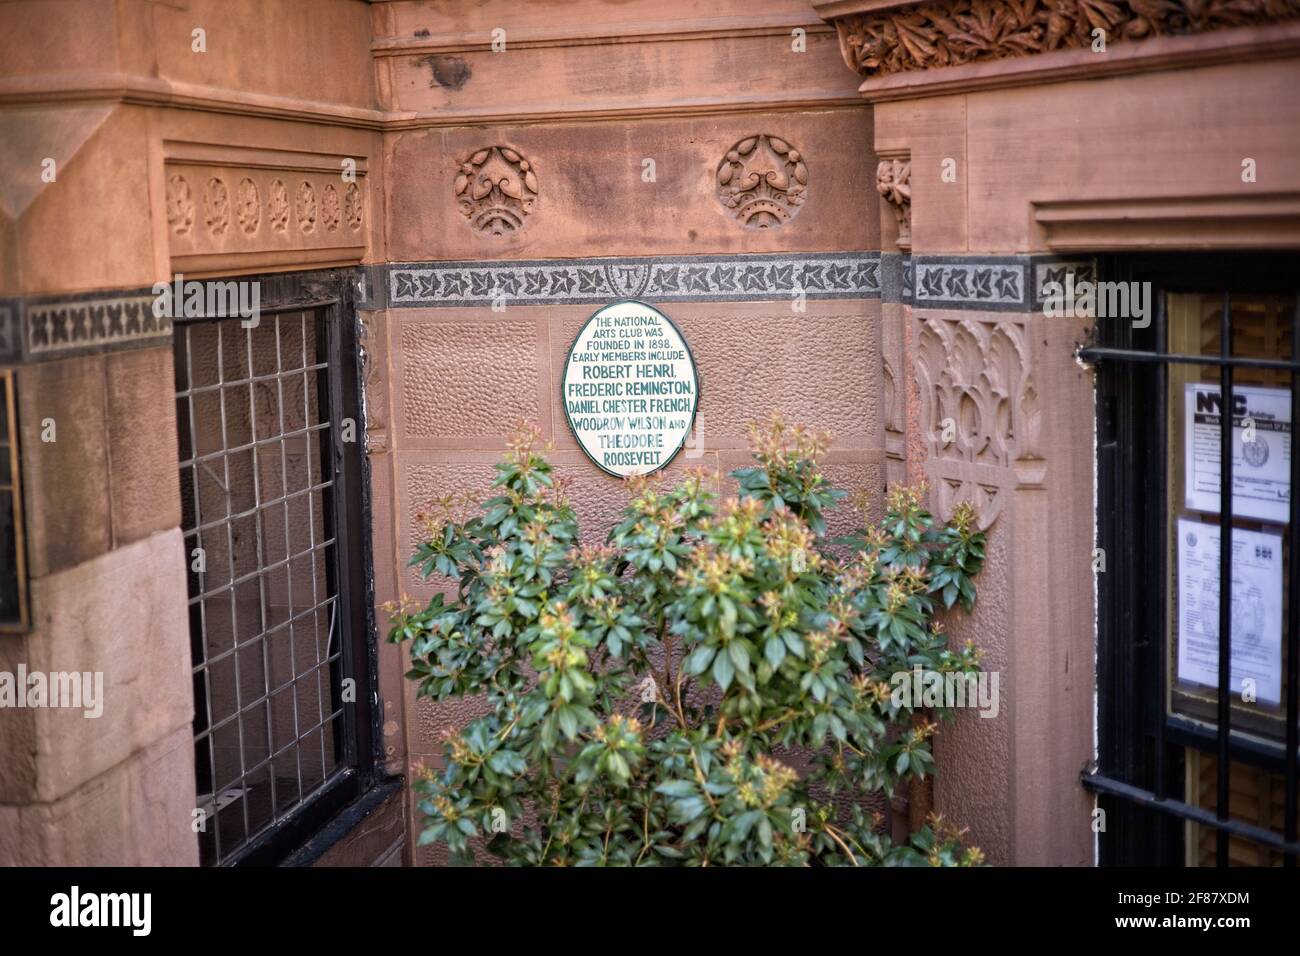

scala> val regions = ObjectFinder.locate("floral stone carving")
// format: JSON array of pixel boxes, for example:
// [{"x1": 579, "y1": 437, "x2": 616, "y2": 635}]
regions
[
  {"x1": 716, "y1": 134, "x2": 808, "y2": 229},
  {"x1": 236, "y1": 178, "x2": 260, "y2": 235},
  {"x1": 454, "y1": 146, "x2": 538, "y2": 237},
  {"x1": 203, "y1": 177, "x2": 229, "y2": 236},
  {"x1": 166, "y1": 174, "x2": 194, "y2": 235},
  {"x1": 833, "y1": 0, "x2": 1300, "y2": 78},
  {"x1": 876, "y1": 157, "x2": 911, "y2": 250}
]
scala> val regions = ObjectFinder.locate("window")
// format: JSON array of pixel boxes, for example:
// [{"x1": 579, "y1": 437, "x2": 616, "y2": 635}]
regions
[
  {"x1": 0, "y1": 369, "x2": 28, "y2": 631},
  {"x1": 173, "y1": 278, "x2": 374, "y2": 865},
  {"x1": 1085, "y1": 254, "x2": 1299, "y2": 866}
]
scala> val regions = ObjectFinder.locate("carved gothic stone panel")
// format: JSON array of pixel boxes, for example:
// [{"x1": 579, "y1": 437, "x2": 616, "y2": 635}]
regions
[
  {"x1": 716, "y1": 134, "x2": 808, "y2": 229},
  {"x1": 914, "y1": 315, "x2": 1044, "y2": 528},
  {"x1": 454, "y1": 146, "x2": 538, "y2": 237}
]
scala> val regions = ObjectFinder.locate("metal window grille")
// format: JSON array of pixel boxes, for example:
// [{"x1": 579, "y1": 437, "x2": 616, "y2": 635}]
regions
[
  {"x1": 1082, "y1": 254, "x2": 1300, "y2": 866},
  {"x1": 0, "y1": 370, "x2": 28, "y2": 631},
  {"x1": 175, "y1": 307, "x2": 356, "y2": 866}
]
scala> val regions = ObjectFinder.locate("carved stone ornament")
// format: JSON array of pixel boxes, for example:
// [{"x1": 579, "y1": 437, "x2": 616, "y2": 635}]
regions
[
  {"x1": 321, "y1": 183, "x2": 341, "y2": 232},
  {"x1": 166, "y1": 174, "x2": 194, "y2": 235},
  {"x1": 203, "y1": 177, "x2": 229, "y2": 236},
  {"x1": 236, "y1": 177, "x2": 260, "y2": 235},
  {"x1": 295, "y1": 180, "x2": 317, "y2": 234},
  {"x1": 345, "y1": 181, "x2": 363, "y2": 231},
  {"x1": 876, "y1": 157, "x2": 911, "y2": 250},
  {"x1": 915, "y1": 316, "x2": 1043, "y2": 529},
  {"x1": 833, "y1": 0, "x2": 1300, "y2": 77},
  {"x1": 716, "y1": 134, "x2": 808, "y2": 229},
  {"x1": 268, "y1": 178, "x2": 290, "y2": 233},
  {"x1": 454, "y1": 146, "x2": 538, "y2": 237}
]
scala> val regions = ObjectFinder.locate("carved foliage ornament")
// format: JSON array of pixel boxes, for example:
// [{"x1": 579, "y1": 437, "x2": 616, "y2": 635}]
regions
[
  {"x1": 455, "y1": 146, "x2": 538, "y2": 237},
  {"x1": 164, "y1": 166, "x2": 364, "y2": 251},
  {"x1": 166, "y1": 174, "x2": 194, "y2": 235},
  {"x1": 296, "y1": 180, "x2": 317, "y2": 234},
  {"x1": 322, "y1": 183, "x2": 341, "y2": 232},
  {"x1": 236, "y1": 177, "x2": 260, "y2": 235},
  {"x1": 876, "y1": 157, "x2": 911, "y2": 250},
  {"x1": 204, "y1": 177, "x2": 229, "y2": 236},
  {"x1": 834, "y1": 0, "x2": 1300, "y2": 77},
  {"x1": 716, "y1": 134, "x2": 808, "y2": 229},
  {"x1": 269, "y1": 178, "x2": 290, "y2": 233}
]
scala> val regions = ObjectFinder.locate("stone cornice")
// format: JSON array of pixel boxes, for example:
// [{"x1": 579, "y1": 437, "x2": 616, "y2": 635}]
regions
[
  {"x1": 0, "y1": 73, "x2": 386, "y2": 130},
  {"x1": 371, "y1": 14, "x2": 833, "y2": 57},
  {"x1": 816, "y1": 0, "x2": 1300, "y2": 83},
  {"x1": 0, "y1": 70, "x2": 864, "y2": 132}
]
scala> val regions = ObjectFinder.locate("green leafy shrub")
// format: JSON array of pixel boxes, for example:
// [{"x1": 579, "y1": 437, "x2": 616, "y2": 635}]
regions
[{"x1": 389, "y1": 415, "x2": 987, "y2": 866}]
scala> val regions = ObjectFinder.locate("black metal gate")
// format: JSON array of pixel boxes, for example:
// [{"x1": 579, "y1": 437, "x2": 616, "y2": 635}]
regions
[
  {"x1": 172, "y1": 272, "x2": 374, "y2": 865},
  {"x1": 1083, "y1": 253, "x2": 1299, "y2": 866}
]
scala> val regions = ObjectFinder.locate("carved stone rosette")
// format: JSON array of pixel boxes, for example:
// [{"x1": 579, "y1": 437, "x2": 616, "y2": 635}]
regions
[
  {"x1": 876, "y1": 157, "x2": 911, "y2": 250},
  {"x1": 914, "y1": 315, "x2": 1043, "y2": 529},
  {"x1": 454, "y1": 146, "x2": 538, "y2": 237},
  {"x1": 716, "y1": 134, "x2": 808, "y2": 229},
  {"x1": 832, "y1": 0, "x2": 1300, "y2": 77}
]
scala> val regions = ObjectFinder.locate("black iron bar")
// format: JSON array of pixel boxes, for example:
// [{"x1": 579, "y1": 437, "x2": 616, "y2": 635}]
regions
[
  {"x1": 1287, "y1": 292, "x2": 1300, "y2": 867},
  {"x1": 1078, "y1": 347, "x2": 1300, "y2": 372},
  {"x1": 1083, "y1": 771, "x2": 1300, "y2": 855},
  {"x1": 1216, "y1": 291, "x2": 1233, "y2": 866}
]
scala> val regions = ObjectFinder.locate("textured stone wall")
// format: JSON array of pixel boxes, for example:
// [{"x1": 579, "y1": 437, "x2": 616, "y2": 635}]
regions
[
  {"x1": 863, "y1": 40, "x2": 1300, "y2": 865},
  {"x1": 367, "y1": 0, "x2": 883, "y2": 864}
]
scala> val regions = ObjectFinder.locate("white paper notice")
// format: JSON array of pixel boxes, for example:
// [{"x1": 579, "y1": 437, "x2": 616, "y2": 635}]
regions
[
  {"x1": 1176, "y1": 518, "x2": 1283, "y2": 706},
  {"x1": 1184, "y1": 383, "x2": 1291, "y2": 524}
]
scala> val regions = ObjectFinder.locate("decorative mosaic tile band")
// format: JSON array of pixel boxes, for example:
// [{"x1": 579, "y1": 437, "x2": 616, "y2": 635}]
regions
[
  {"x1": 387, "y1": 252, "x2": 882, "y2": 307},
  {"x1": 882, "y1": 255, "x2": 1098, "y2": 312},
  {"x1": 0, "y1": 290, "x2": 171, "y2": 364}
]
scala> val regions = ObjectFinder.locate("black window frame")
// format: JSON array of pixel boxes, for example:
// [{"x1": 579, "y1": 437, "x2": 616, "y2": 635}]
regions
[
  {"x1": 1084, "y1": 252, "x2": 1300, "y2": 866},
  {"x1": 173, "y1": 268, "x2": 381, "y2": 867}
]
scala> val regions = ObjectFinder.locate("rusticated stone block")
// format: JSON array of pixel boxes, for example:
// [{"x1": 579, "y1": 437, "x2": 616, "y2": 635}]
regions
[
  {"x1": 17, "y1": 353, "x2": 111, "y2": 578},
  {"x1": 13, "y1": 725, "x2": 198, "y2": 866},
  {"x1": 106, "y1": 345, "x2": 182, "y2": 547},
  {"x1": 4, "y1": 529, "x2": 192, "y2": 805}
]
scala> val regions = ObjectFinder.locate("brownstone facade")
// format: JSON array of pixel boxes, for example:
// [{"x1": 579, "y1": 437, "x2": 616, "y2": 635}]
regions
[{"x1": 1, "y1": 0, "x2": 1297, "y2": 866}]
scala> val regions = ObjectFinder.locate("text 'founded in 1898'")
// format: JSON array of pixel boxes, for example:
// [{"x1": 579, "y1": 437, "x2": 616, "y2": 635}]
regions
[{"x1": 562, "y1": 300, "x2": 699, "y2": 477}]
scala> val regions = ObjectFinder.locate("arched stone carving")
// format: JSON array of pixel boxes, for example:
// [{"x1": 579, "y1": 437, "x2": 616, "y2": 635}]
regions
[{"x1": 914, "y1": 315, "x2": 1043, "y2": 528}]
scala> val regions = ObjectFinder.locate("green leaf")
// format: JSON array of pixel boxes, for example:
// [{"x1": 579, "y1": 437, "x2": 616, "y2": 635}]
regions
[
  {"x1": 655, "y1": 780, "x2": 698, "y2": 798},
  {"x1": 764, "y1": 635, "x2": 786, "y2": 669},
  {"x1": 712, "y1": 647, "x2": 735, "y2": 691},
  {"x1": 685, "y1": 644, "x2": 716, "y2": 676}
]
